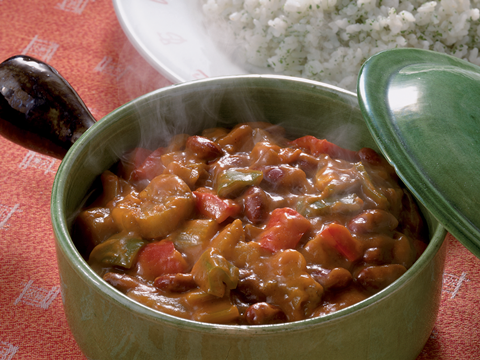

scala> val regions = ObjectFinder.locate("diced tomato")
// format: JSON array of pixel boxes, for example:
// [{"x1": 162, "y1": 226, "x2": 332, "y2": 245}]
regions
[
  {"x1": 320, "y1": 223, "x2": 362, "y2": 262},
  {"x1": 259, "y1": 208, "x2": 311, "y2": 252},
  {"x1": 118, "y1": 147, "x2": 152, "y2": 180},
  {"x1": 193, "y1": 191, "x2": 241, "y2": 223},
  {"x1": 130, "y1": 147, "x2": 166, "y2": 182},
  {"x1": 136, "y1": 240, "x2": 188, "y2": 281},
  {"x1": 289, "y1": 136, "x2": 359, "y2": 162}
]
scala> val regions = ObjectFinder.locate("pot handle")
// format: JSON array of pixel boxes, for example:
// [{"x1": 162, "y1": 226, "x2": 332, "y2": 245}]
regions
[{"x1": 0, "y1": 55, "x2": 96, "y2": 159}]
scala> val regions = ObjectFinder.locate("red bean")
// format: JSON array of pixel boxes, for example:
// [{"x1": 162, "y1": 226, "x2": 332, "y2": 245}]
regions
[
  {"x1": 263, "y1": 165, "x2": 312, "y2": 193},
  {"x1": 391, "y1": 232, "x2": 416, "y2": 268},
  {"x1": 356, "y1": 264, "x2": 407, "y2": 292},
  {"x1": 264, "y1": 166, "x2": 284, "y2": 183},
  {"x1": 348, "y1": 209, "x2": 398, "y2": 234},
  {"x1": 397, "y1": 191, "x2": 426, "y2": 239},
  {"x1": 236, "y1": 271, "x2": 267, "y2": 303},
  {"x1": 154, "y1": 273, "x2": 197, "y2": 293},
  {"x1": 292, "y1": 152, "x2": 320, "y2": 176},
  {"x1": 186, "y1": 135, "x2": 223, "y2": 160},
  {"x1": 103, "y1": 272, "x2": 146, "y2": 293},
  {"x1": 245, "y1": 302, "x2": 287, "y2": 325},
  {"x1": 363, "y1": 247, "x2": 387, "y2": 265},
  {"x1": 311, "y1": 267, "x2": 352, "y2": 290},
  {"x1": 243, "y1": 186, "x2": 268, "y2": 224}
]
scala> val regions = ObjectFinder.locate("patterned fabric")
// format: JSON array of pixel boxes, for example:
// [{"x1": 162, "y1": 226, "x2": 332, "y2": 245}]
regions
[{"x1": 0, "y1": 1, "x2": 478, "y2": 359}]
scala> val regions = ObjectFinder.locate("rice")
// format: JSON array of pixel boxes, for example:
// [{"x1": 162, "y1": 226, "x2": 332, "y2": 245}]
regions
[{"x1": 201, "y1": 0, "x2": 480, "y2": 91}]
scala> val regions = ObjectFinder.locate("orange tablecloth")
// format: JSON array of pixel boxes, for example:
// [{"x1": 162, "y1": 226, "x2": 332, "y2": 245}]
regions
[{"x1": 0, "y1": 1, "x2": 479, "y2": 359}]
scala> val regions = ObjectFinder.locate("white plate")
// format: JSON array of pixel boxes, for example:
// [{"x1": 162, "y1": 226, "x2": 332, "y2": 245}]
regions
[{"x1": 113, "y1": 0, "x2": 255, "y2": 83}]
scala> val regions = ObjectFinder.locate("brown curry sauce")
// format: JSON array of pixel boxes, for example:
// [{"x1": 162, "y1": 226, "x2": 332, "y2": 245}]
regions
[{"x1": 73, "y1": 122, "x2": 428, "y2": 325}]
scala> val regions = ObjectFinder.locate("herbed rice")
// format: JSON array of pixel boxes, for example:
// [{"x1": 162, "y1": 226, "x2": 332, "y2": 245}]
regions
[{"x1": 201, "y1": 0, "x2": 480, "y2": 91}]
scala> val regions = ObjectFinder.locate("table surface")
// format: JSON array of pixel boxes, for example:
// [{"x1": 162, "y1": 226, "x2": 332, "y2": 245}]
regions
[{"x1": 0, "y1": 1, "x2": 479, "y2": 359}]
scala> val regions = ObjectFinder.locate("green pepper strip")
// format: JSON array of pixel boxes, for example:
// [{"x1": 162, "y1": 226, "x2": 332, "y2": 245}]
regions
[
  {"x1": 192, "y1": 248, "x2": 239, "y2": 298},
  {"x1": 297, "y1": 193, "x2": 362, "y2": 217},
  {"x1": 89, "y1": 237, "x2": 146, "y2": 269},
  {"x1": 354, "y1": 163, "x2": 388, "y2": 208},
  {"x1": 216, "y1": 169, "x2": 263, "y2": 198},
  {"x1": 170, "y1": 219, "x2": 219, "y2": 253}
]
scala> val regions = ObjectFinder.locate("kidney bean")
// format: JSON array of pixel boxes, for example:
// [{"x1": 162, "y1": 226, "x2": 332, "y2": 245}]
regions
[
  {"x1": 397, "y1": 191, "x2": 427, "y2": 239},
  {"x1": 383, "y1": 187, "x2": 404, "y2": 220},
  {"x1": 236, "y1": 270, "x2": 267, "y2": 303},
  {"x1": 392, "y1": 232, "x2": 416, "y2": 268},
  {"x1": 243, "y1": 186, "x2": 268, "y2": 224},
  {"x1": 154, "y1": 273, "x2": 197, "y2": 293},
  {"x1": 311, "y1": 267, "x2": 352, "y2": 290},
  {"x1": 263, "y1": 166, "x2": 284, "y2": 183},
  {"x1": 245, "y1": 302, "x2": 287, "y2": 325},
  {"x1": 348, "y1": 209, "x2": 398, "y2": 234},
  {"x1": 312, "y1": 286, "x2": 369, "y2": 317},
  {"x1": 103, "y1": 272, "x2": 148, "y2": 293},
  {"x1": 292, "y1": 152, "x2": 320, "y2": 176},
  {"x1": 186, "y1": 135, "x2": 223, "y2": 160},
  {"x1": 263, "y1": 165, "x2": 313, "y2": 194},
  {"x1": 363, "y1": 247, "x2": 388, "y2": 265},
  {"x1": 356, "y1": 264, "x2": 407, "y2": 292}
]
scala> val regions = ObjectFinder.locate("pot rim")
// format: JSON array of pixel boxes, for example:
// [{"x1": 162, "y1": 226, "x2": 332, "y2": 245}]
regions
[{"x1": 51, "y1": 74, "x2": 447, "y2": 334}]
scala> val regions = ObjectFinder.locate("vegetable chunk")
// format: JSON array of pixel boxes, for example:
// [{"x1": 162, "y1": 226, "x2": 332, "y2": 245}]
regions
[
  {"x1": 192, "y1": 248, "x2": 239, "y2": 298},
  {"x1": 89, "y1": 235, "x2": 146, "y2": 269},
  {"x1": 136, "y1": 240, "x2": 188, "y2": 281},
  {"x1": 75, "y1": 124, "x2": 428, "y2": 325},
  {"x1": 289, "y1": 136, "x2": 359, "y2": 162},
  {"x1": 216, "y1": 168, "x2": 263, "y2": 198},
  {"x1": 111, "y1": 174, "x2": 194, "y2": 239},
  {"x1": 193, "y1": 190, "x2": 240, "y2": 223},
  {"x1": 259, "y1": 208, "x2": 311, "y2": 252},
  {"x1": 319, "y1": 223, "x2": 363, "y2": 262}
]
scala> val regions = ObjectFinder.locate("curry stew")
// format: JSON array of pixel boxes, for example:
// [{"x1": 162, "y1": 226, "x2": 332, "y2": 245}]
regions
[{"x1": 73, "y1": 123, "x2": 428, "y2": 325}]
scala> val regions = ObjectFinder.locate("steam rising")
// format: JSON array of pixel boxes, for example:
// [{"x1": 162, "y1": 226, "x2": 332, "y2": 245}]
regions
[{"x1": 67, "y1": 37, "x2": 369, "y2": 231}]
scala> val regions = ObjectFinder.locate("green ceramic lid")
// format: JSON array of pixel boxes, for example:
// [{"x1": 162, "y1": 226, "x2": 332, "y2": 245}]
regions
[{"x1": 357, "y1": 48, "x2": 480, "y2": 258}]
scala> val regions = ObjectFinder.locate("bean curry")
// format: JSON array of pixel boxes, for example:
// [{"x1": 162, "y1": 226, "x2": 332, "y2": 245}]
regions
[{"x1": 73, "y1": 122, "x2": 428, "y2": 325}]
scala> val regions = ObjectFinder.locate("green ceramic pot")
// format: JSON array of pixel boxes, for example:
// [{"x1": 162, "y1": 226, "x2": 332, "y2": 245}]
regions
[
  {"x1": 48, "y1": 75, "x2": 446, "y2": 360},
  {"x1": 0, "y1": 55, "x2": 447, "y2": 360}
]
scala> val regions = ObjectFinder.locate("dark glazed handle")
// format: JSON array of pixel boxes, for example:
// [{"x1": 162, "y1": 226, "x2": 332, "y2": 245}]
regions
[{"x1": 0, "y1": 55, "x2": 96, "y2": 159}]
